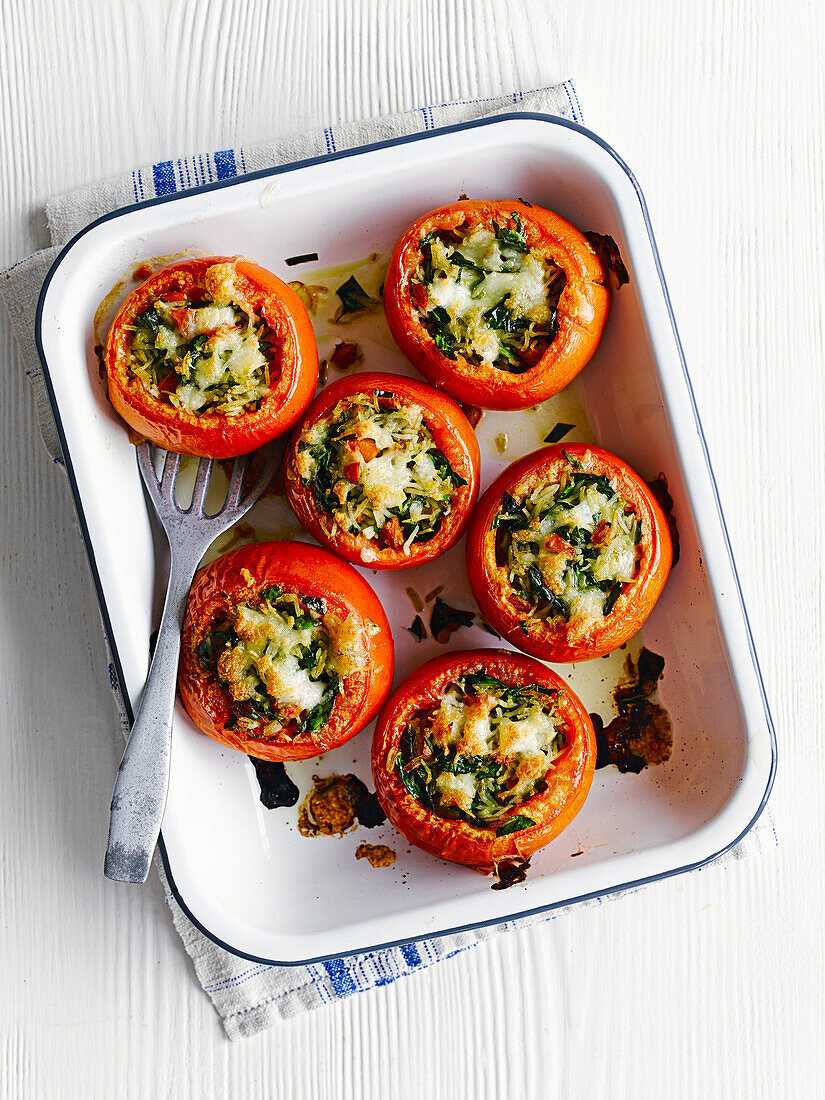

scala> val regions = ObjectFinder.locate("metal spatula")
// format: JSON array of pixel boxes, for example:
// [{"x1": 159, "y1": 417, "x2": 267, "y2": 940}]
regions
[{"x1": 104, "y1": 441, "x2": 279, "y2": 883}]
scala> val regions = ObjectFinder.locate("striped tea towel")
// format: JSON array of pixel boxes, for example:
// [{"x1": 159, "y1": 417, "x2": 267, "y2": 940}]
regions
[{"x1": 0, "y1": 81, "x2": 775, "y2": 1040}]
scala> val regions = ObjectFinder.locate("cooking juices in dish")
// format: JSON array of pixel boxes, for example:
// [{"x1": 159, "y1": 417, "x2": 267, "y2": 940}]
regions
[
  {"x1": 284, "y1": 372, "x2": 480, "y2": 569},
  {"x1": 372, "y1": 650, "x2": 596, "y2": 874},
  {"x1": 178, "y1": 541, "x2": 394, "y2": 761},
  {"x1": 383, "y1": 200, "x2": 609, "y2": 409},
  {"x1": 466, "y1": 444, "x2": 672, "y2": 662},
  {"x1": 105, "y1": 257, "x2": 318, "y2": 457}
]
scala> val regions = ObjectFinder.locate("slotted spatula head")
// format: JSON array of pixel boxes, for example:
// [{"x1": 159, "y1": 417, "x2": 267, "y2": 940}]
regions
[
  {"x1": 136, "y1": 441, "x2": 280, "y2": 545},
  {"x1": 104, "y1": 441, "x2": 280, "y2": 883}
]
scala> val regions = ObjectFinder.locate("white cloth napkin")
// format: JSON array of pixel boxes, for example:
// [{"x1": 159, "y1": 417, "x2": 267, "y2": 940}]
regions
[{"x1": 0, "y1": 81, "x2": 776, "y2": 1040}]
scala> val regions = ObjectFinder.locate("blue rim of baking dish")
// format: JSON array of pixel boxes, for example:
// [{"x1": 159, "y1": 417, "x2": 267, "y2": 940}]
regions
[{"x1": 34, "y1": 112, "x2": 777, "y2": 966}]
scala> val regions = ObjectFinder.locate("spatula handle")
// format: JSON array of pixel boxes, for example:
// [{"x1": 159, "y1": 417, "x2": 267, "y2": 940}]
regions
[{"x1": 104, "y1": 554, "x2": 196, "y2": 883}]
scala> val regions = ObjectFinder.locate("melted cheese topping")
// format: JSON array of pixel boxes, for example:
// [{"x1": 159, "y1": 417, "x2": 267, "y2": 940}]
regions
[
  {"x1": 128, "y1": 261, "x2": 272, "y2": 417},
  {"x1": 296, "y1": 393, "x2": 459, "y2": 552},
  {"x1": 199, "y1": 588, "x2": 366, "y2": 739},
  {"x1": 412, "y1": 223, "x2": 565, "y2": 369},
  {"x1": 499, "y1": 453, "x2": 639, "y2": 643},
  {"x1": 398, "y1": 676, "x2": 565, "y2": 823}
]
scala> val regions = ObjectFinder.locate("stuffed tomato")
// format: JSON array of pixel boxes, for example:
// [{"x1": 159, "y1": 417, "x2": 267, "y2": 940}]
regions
[
  {"x1": 466, "y1": 444, "x2": 672, "y2": 662},
  {"x1": 284, "y1": 372, "x2": 480, "y2": 569},
  {"x1": 371, "y1": 650, "x2": 596, "y2": 874},
  {"x1": 178, "y1": 541, "x2": 394, "y2": 761},
  {"x1": 105, "y1": 256, "x2": 318, "y2": 457},
  {"x1": 383, "y1": 199, "x2": 609, "y2": 409}
]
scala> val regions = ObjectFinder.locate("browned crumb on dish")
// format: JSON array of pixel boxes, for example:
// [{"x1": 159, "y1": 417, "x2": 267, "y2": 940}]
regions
[
  {"x1": 331, "y1": 275, "x2": 382, "y2": 324},
  {"x1": 405, "y1": 586, "x2": 425, "y2": 612},
  {"x1": 645, "y1": 473, "x2": 680, "y2": 568},
  {"x1": 591, "y1": 648, "x2": 673, "y2": 773},
  {"x1": 491, "y1": 856, "x2": 531, "y2": 890},
  {"x1": 285, "y1": 253, "x2": 319, "y2": 267},
  {"x1": 355, "y1": 843, "x2": 396, "y2": 868},
  {"x1": 298, "y1": 774, "x2": 387, "y2": 837},
  {"x1": 328, "y1": 340, "x2": 363, "y2": 372},
  {"x1": 287, "y1": 281, "x2": 329, "y2": 315},
  {"x1": 413, "y1": 584, "x2": 477, "y2": 644},
  {"x1": 407, "y1": 615, "x2": 426, "y2": 642},
  {"x1": 429, "y1": 595, "x2": 475, "y2": 644},
  {"x1": 318, "y1": 340, "x2": 364, "y2": 387},
  {"x1": 299, "y1": 775, "x2": 358, "y2": 836},
  {"x1": 583, "y1": 231, "x2": 630, "y2": 291}
]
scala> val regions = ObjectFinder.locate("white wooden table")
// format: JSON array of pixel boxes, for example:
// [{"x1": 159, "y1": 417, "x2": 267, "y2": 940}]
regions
[{"x1": 1, "y1": 1, "x2": 821, "y2": 1095}]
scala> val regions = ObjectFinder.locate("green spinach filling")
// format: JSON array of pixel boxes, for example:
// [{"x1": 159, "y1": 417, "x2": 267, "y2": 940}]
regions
[
  {"x1": 394, "y1": 671, "x2": 566, "y2": 831},
  {"x1": 128, "y1": 280, "x2": 274, "y2": 417},
  {"x1": 411, "y1": 214, "x2": 566, "y2": 374},
  {"x1": 296, "y1": 392, "x2": 465, "y2": 550},
  {"x1": 493, "y1": 453, "x2": 640, "y2": 628},
  {"x1": 196, "y1": 586, "x2": 353, "y2": 740}
]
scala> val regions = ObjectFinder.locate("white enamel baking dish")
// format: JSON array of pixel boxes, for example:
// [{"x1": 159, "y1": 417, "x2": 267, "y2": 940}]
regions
[{"x1": 35, "y1": 114, "x2": 776, "y2": 964}]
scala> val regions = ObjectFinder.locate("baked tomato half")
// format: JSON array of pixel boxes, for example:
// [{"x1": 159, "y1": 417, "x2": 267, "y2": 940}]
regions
[
  {"x1": 284, "y1": 372, "x2": 480, "y2": 569},
  {"x1": 371, "y1": 649, "x2": 596, "y2": 874},
  {"x1": 466, "y1": 443, "x2": 672, "y2": 662},
  {"x1": 178, "y1": 541, "x2": 394, "y2": 761},
  {"x1": 383, "y1": 200, "x2": 609, "y2": 409},
  {"x1": 105, "y1": 256, "x2": 318, "y2": 457}
]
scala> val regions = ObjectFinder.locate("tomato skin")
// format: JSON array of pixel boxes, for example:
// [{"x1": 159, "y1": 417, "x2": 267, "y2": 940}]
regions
[
  {"x1": 383, "y1": 200, "x2": 610, "y2": 410},
  {"x1": 105, "y1": 257, "x2": 319, "y2": 458},
  {"x1": 178, "y1": 541, "x2": 394, "y2": 761},
  {"x1": 371, "y1": 650, "x2": 596, "y2": 873},
  {"x1": 283, "y1": 372, "x2": 480, "y2": 570},
  {"x1": 465, "y1": 444, "x2": 673, "y2": 662}
]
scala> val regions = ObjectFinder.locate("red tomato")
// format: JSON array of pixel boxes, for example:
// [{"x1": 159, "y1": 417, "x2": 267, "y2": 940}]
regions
[
  {"x1": 105, "y1": 256, "x2": 318, "y2": 458},
  {"x1": 465, "y1": 443, "x2": 673, "y2": 662},
  {"x1": 383, "y1": 200, "x2": 610, "y2": 409},
  {"x1": 178, "y1": 541, "x2": 394, "y2": 761},
  {"x1": 283, "y1": 372, "x2": 480, "y2": 570},
  {"x1": 371, "y1": 650, "x2": 596, "y2": 874}
]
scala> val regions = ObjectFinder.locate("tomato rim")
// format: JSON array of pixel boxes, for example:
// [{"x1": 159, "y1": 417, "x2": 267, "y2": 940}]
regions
[
  {"x1": 371, "y1": 649, "x2": 596, "y2": 873},
  {"x1": 178, "y1": 540, "x2": 394, "y2": 761},
  {"x1": 465, "y1": 443, "x2": 673, "y2": 662},
  {"x1": 105, "y1": 256, "x2": 319, "y2": 458},
  {"x1": 283, "y1": 371, "x2": 480, "y2": 570},
  {"x1": 383, "y1": 200, "x2": 610, "y2": 410}
]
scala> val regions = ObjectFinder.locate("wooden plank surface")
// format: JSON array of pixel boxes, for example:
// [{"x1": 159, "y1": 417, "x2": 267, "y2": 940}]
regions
[{"x1": 0, "y1": 0, "x2": 821, "y2": 1096}]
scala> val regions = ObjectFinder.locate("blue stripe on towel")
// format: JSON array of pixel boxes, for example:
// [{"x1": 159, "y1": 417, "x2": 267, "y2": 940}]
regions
[
  {"x1": 214, "y1": 149, "x2": 237, "y2": 179},
  {"x1": 322, "y1": 957, "x2": 356, "y2": 997},
  {"x1": 401, "y1": 943, "x2": 422, "y2": 967},
  {"x1": 152, "y1": 161, "x2": 177, "y2": 196}
]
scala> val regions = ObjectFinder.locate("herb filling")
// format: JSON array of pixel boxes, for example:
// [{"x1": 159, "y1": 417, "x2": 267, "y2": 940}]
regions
[
  {"x1": 128, "y1": 262, "x2": 274, "y2": 417},
  {"x1": 411, "y1": 215, "x2": 566, "y2": 373},
  {"x1": 295, "y1": 392, "x2": 465, "y2": 552},
  {"x1": 196, "y1": 586, "x2": 364, "y2": 740},
  {"x1": 494, "y1": 452, "x2": 640, "y2": 644},
  {"x1": 394, "y1": 671, "x2": 566, "y2": 829}
]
